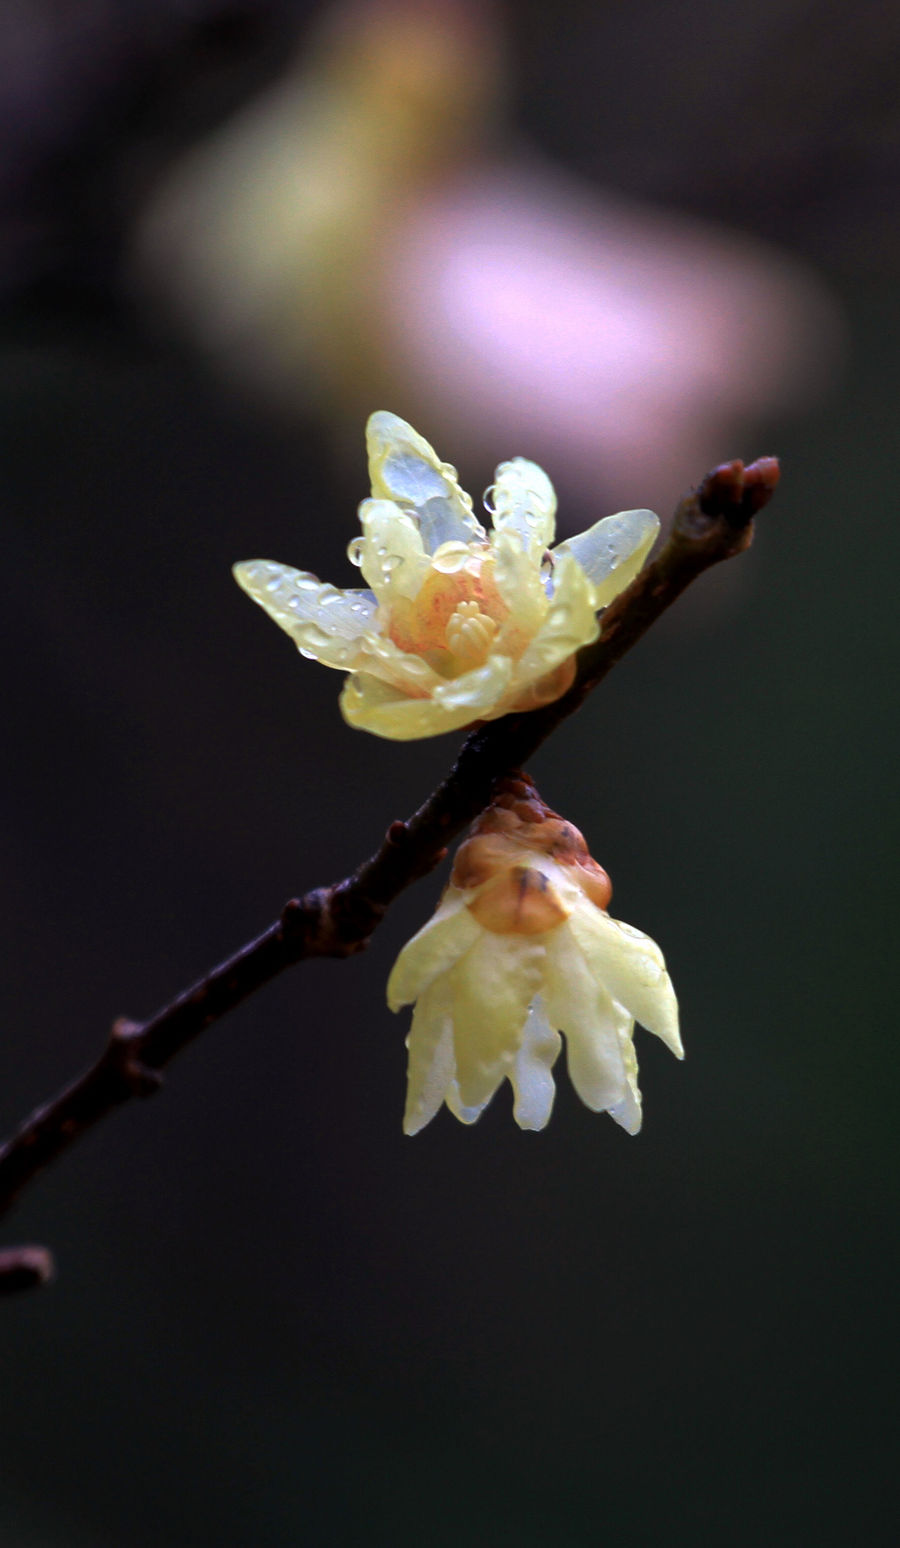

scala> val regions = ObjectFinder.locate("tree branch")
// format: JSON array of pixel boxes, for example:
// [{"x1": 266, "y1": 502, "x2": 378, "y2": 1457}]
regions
[{"x1": 0, "y1": 456, "x2": 779, "y2": 1289}]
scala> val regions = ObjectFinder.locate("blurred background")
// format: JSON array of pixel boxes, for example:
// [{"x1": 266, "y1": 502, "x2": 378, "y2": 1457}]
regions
[{"x1": 0, "y1": 1, "x2": 897, "y2": 1543}]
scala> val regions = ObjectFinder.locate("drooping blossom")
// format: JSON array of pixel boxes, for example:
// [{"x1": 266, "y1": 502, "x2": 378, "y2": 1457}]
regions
[
  {"x1": 234, "y1": 413, "x2": 658, "y2": 738},
  {"x1": 387, "y1": 776, "x2": 682, "y2": 1134}
]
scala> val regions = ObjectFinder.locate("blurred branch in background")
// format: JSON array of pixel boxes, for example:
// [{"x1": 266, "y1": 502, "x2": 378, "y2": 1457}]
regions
[{"x1": 0, "y1": 451, "x2": 778, "y2": 1293}]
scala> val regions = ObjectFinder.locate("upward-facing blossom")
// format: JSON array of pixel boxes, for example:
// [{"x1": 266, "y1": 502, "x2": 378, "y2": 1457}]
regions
[
  {"x1": 234, "y1": 413, "x2": 658, "y2": 739},
  {"x1": 387, "y1": 777, "x2": 682, "y2": 1135}
]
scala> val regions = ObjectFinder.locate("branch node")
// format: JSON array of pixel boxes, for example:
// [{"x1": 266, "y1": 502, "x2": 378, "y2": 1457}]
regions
[{"x1": 109, "y1": 1018, "x2": 164, "y2": 1097}]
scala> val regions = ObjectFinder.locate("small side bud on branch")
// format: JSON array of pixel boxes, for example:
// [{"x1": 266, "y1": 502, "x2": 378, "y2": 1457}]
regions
[{"x1": 698, "y1": 456, "x2": 781, "y2": 523}]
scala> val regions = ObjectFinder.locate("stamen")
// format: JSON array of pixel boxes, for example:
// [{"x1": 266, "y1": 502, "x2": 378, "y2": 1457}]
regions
[{"x1": 445, "y1": 601, "x2": 499, "y2": 663}]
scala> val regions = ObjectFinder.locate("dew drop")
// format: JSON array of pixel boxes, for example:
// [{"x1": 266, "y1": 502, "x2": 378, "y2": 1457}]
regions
[
  {"x1": 347, "y1": 537, "x2": 366, "y2": 567},
  {"x1": 432, "y1": 541, "x2": 472, "y2": 574},
  {"x1": 297, "y1": 624, "x2": 332, "y2": 651}
]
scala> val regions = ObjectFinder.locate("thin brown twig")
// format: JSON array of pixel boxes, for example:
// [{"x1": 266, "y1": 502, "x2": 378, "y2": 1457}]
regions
[{"x1": 0, "y1": 456, "x2": 779, "y2": 1291}]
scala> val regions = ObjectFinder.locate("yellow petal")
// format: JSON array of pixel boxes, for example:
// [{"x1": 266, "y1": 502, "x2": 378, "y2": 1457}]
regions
[
  {"x1": 431, "y1": 653, "x2": 515, "y2": 715},
  {"x1": 490, "y1": 528, "x2": 548, "y2": 655},
  {"x1": 387, "y1": 892, "x2": 479, "y2": 1011},
  {"x1": 552, "y1": 509, "x2": 659, "y2": 609},
  {"x1": 607, "y1": 1026, "x2": 643, "y2": 1135},
  {"x1": 233, "y1": 561, "x2": 375, "y2": 668},
  {"x1": 365, "y1": 412, "x2": 485, "y2": 552},
  {"x1": 450, "y1": 935, "x2": 544, "y2": 1110},
  {"x1": 359, "y1": 632, "x2": 444, "y2": 696},
  {"x1": 509, "y1": 999, "x2": 561, "y2": 1131},
  {"x1": 511, "y1": 551, "x2": 600, "y2": 687},
  {"x1": 403, "y1": 976, "x2": 457, "y2": 1136},
  {"x1": 490, "y1": 457, "x2": 557, "y2": 559},
  {"x1": 356, "y1": 498, "x2": 429, "y2": 602},
  {"x1": 340, "y1": 670, "x2": 489, "y2": 739},
  {"x1": 444, "y1": 1080, "x2": 494, "y2": 1127},
  {"x1": 542, "y1": 926, "x2": 629, "y2": 1111},
  {"x1": 565, "y1": 906, "x2": 682, "y2": 1057}
]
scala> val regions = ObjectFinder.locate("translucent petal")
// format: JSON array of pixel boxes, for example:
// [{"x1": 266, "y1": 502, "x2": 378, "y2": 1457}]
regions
[
  {"x1": 366, "y1": 412, "x2": 485, "y2": 552},
  {"x1": 509, "y1": 998, "x2": 562, "y2": 1131},
  {"x1": 607, "y1": 1023, "x2": 643, "y2": 1135},
  {"x1": 233, "y1": 561, "x2": 376, "y2": 668},
  {"x1": 444, "y1": 1080, "x2": 494, "y2": 1126},
  {"x1": 450, "y1": 935, "x2": 544, "y2": 1111},
  {"x1": 431, "y1": 653, "x2": 515, "y2": 715},
  {"x1": 552, "y1": 509, "x2": 659, "y2": 609},
  {"x1": 490, "y1": 529, "x2": 548, "y2": 656},
  {"x1": 359, "y1": 632, "x2": 444, "y2": 696},
  {"x1": 542, "y1": 927, "x2": 629, "y2": 1111},
  {"x1": 403, "y1": 977, "x2": 457, "y2": 1136},
  {"x1": 387, "y1": 892, "x2": 479, "y2": 1011},
  {"x1": 341, "y1": 669, "x2": 500, "y2": 740},
  {"x1": 490, "y1": 457, "x2": 557, "y2": 558},
  {"x1": 565, "y1": 906, "x2": 682, "y2": 1057},
  {"x1": 356, "y1": 499, "x2": 430, "y2": 602},
  {"x1": 511, "y1": 552, "x2": 600, "y2": 686}
]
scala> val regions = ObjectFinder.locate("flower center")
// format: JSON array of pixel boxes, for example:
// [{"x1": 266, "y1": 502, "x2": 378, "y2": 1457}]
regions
[
  {"x1": 445, "y1": 600, "x2": 499, "y2": 663},
  {"x1": 386, "y1": 544, "x2": 508, "y2": 672}
]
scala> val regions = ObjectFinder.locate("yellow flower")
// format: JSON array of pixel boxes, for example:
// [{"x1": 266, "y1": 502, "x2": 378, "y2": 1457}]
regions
[
  {"x1": 387, "y1": 778, "x2": 682, "y2": 1134},
  {"x1": 234, "y1": 413, "x2": 658, "y2": 739}
]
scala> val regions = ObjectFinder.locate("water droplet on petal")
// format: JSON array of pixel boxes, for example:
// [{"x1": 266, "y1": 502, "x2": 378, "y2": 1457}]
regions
[
  {"x1": 347, "y1": 538, "x2": 366, "y2": 567},
  {"x1": 432, "y1": 541, "x2": 472, "y2": 574}
]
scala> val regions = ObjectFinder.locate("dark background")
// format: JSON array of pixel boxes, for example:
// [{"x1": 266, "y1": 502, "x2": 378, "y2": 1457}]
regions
[{"x1": 1, "y1": 3, "x2": 897, "y2": 1544}]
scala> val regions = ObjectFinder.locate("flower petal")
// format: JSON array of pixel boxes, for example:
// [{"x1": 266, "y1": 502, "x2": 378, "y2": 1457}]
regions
[
  {"x1": 431, "y1": 653, "x2": 515, "y2": 715},
  {"x1": 403, "y1": 976, "x2": 457, "y2": 1136},
  {"x1": 542, "y1": 926, "x2": 629, "y2": 1111},
  {"x1": 387, "y1": 891, "x2": 479, "y2": 1011},
  {"x1": 233, "y1": 561, "x2": 376, "y2": 668},
  {"x1": 552, "y1": 509, "x2": 659, "y2": 609},
  {"x1": 490, "y1": 528, "x2": 548, "y2": 656},
  {"x1": 366, "y1": 412, "x2": 486, "y2": 552},
  {"x1": 511, "y1": 552, "x2": 600, "y2": 686},
  {"x1": 450, "y1": 935, "x2": 544, "y2": 1110},
  {"x1": 341, "y1": 668, "x2": 498, "y2": 739},
  {"x1": 359, "y1": 632, "x2": 444, "y2": 696},
  {"x1": 607, "y1": 1026, "x2": 643, "y2": 1135},
  {"x1": 565, "y1": 907, "x2": 682, "y2": 1057},
  {"x1": 444, "y1": 1080, "x2": 494, "y2": 1127},
  {"x1": 356, "y1": 499, "x2": 430, "y2": 602},
  {"x1": 509, "y1": 998, "x2": 562, "y2": 1131},
  {"x1": 490, "y1": 457, "x2": 557, "y2": 558}
]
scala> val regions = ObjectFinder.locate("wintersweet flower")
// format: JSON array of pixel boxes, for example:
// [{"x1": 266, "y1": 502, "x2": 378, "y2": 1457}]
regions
[
  {"x1": 387, "y1": 777, "x2": 682, "y2": 1134},
  {"x1": 234, "y1": 413, "x2": 658, "y2": 739}
]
